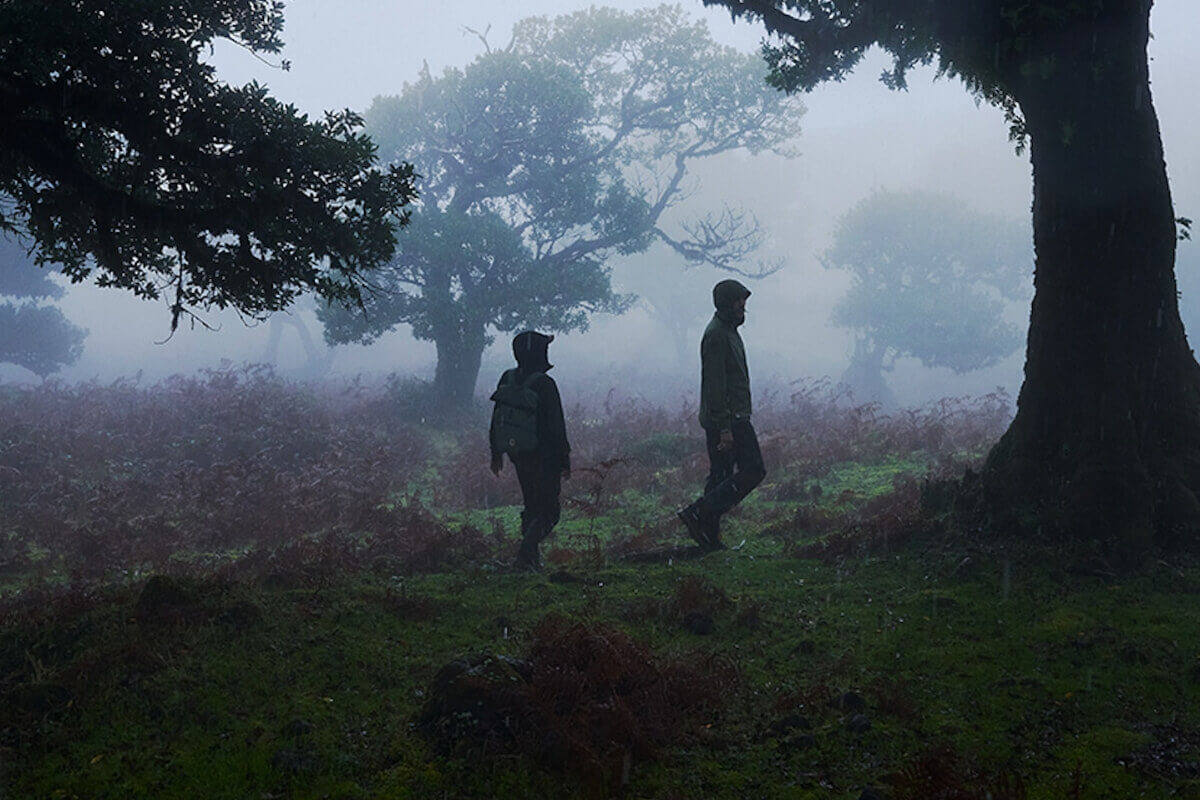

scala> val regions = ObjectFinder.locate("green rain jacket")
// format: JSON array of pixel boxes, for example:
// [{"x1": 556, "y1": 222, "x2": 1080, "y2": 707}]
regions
[{"x1": 698, "y1": 280, "x2": 752, "y2": 431}]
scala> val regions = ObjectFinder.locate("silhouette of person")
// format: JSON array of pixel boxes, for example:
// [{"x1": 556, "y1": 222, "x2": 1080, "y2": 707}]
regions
[
  {"x1": 489, "y1": 331, "x2": 571, "y2": 570},
  {"x1": 678, "y1": 279, "x2": 766, "y2": 550}
]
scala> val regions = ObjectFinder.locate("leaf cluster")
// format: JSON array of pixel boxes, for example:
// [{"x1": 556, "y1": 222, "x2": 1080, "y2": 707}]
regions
[
  {"x1": 0, "y1": 234, "x2": 85, "y2": 376},
  {"x1": 823, "y1": 190, "x2": 1031, "y2": 374},
  {"x1": 322, "y1": 4, "x2": 804, "y2": 347},
  {"x1": 701, "y1": 1, "x2": 1121, "y2": 149},
  {"x1": 0, "y1": 0, "x2": 417, "y2": 329}
]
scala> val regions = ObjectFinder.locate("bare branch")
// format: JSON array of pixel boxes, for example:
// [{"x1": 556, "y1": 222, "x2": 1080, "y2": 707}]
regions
[
  {"x1": 462, "y1": 24, "x2": 493, "y2": 54},
  {"x1": 654, "y1": 206, "x2": 783, "y2": 278}
]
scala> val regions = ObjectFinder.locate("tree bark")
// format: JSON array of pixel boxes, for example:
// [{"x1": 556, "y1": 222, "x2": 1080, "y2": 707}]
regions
[
  {"x1": 839, "y1": 337, "x2": 896, "y2": 410},
  {"x1": 433, "y1": 324, "x2": 487, "y2": 410},
  {"x1": 982, "y1": 2, "x2": 1200, "y2": 557}
]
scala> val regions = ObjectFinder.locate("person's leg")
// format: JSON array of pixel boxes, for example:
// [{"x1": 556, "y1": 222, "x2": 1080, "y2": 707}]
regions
[
  {"x1": 680, "y1": 426, "x2": 732, "y2": 547},
  {"x1": 514, "y1": 454, "x2": 560, "y2": 569},
  {"x1": 700, "y1": 419, "x2": 766, "y2": 519},
  {"x1": 532, "y1": 461, "x2": 562, "y2": 544},
  {"x1": 730, "y1": 419, "x2": 766, "y2": 496},
  {"x1": 513, "y1": 456, "x2": 541, "y2": 569}
]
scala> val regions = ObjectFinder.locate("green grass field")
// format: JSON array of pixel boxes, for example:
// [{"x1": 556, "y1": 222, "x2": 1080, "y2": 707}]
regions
[
  {"x1": 6, "y1": 470, "x2": 1200, "y2": 798},
  {"x1": 3, "y1": 375, "x2": 1198, "y2": 798}
]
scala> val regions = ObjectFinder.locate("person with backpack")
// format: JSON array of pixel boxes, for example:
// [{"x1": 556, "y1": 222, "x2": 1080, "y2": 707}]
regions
[
  {"x1": 678, "y1": 279, "x2": 766, "y2": 551},
  {"x1": 489, "y1": 330, "x2": 571, "y2": 571}
]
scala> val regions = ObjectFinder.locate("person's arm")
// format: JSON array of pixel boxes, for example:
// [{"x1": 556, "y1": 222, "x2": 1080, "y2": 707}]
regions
[
  {"x1": 543, "y1": 377, "x2": 571, "y2": 477},
  {"x1": 489, "y1": 372, "x2": 506, "y2": 474},
  {"x1": 700, "y1": 330, "x2": 731, "y2": 435}
]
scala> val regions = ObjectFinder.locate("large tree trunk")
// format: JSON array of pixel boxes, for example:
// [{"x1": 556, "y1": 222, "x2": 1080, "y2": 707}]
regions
[
  {"x1": 839, "y1": 338, "x2": 896, "y2": 410},
  {"x1": 433, "y1": 324, "x2": 487, "y2": 410},
  {"x1": 982, "y1": 2, "x2": 1200, "y2": 558}
]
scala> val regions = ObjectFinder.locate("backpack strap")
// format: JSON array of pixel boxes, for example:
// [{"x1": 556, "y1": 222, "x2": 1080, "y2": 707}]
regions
[{"x1": 502, "y1": 369, "x2": 543, "y2": 389}]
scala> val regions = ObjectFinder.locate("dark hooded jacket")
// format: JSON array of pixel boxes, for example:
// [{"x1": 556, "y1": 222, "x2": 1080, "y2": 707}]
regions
[
  {"x1": 699, "y1": 280, "x2": 752, "y2": 431},
  {"x1": 491, "y1": 331, "x2": 571, "y2": 471}
]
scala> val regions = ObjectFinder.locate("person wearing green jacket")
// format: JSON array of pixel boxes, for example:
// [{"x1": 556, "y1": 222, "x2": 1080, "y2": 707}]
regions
[{"x1": 678, "y1": 279, "x2": 766, "y2": 550}]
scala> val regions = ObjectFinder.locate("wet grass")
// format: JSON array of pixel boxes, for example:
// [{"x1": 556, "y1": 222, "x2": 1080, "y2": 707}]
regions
[
  {"x1": 3, "y1": 378, "x2": 1194, "y2": 798},
  {"x1": 5, "y1": 510, "x2": 1200, "y2": 799}
]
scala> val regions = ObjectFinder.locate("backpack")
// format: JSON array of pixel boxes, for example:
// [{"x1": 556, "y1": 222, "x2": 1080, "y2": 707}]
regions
[{"x1": 490, "y1": 369, "x2": 543, "y2": 457}]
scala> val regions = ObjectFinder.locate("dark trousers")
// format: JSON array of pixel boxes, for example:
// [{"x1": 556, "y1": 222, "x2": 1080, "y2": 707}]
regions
[
  {"x1": 513, "y1": 453, "x2": 562, "y2": 551},
  {"x1": 700, "y1": 419, "x2": 766, "y2": 520}
]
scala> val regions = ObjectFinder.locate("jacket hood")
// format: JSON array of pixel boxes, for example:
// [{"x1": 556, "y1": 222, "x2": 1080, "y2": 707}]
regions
[
  {"x1": 712, "y1": 279, "x2": 751, "y2": 311},
  {"x1": 512, "y1": 330, "x2": 554, "y2": 372},
  {"x1": 713, "y1": 279, "x2": 751, "y2": 326}
]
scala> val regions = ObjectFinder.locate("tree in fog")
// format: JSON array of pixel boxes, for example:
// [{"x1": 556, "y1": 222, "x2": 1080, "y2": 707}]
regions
[
  {"x1": 0, "y1": 0, "x2": 416, "y2": 331},
  {"x1": 318, "y1": 5, "x2": 803, "y2": 408},
  {"x1": 262, "y1": 301, "x2": 334, "y2": 381},
  {"x1": 707, "y1": 0, "x2": 1200, "y2": 558},
  {"x1": 612, "y1": 247, "x2": 745, "y2": 369},
  {"x1": 823, "y1": 191, "x2": 1029, "y2": 408},
  {"x1": 0, "y1": 236, "x2": 85, "y2": 377}
]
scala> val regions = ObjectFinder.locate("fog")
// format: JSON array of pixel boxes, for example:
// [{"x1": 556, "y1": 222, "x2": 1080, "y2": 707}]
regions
[{"x1": 23, "y1": 0, "x2": 1200, "y2": 407}]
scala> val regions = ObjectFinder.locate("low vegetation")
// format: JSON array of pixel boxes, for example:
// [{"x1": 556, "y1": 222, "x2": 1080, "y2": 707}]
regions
[{"x1": 2, "y1": 367, "x2": 1197, "y2": 799}]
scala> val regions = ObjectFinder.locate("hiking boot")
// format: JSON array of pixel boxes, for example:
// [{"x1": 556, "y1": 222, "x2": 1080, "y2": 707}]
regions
[
  {"x1": 677, "y1": 504, "x2": 711, "y2": 548},
  {"x1": 676, "y1": 504, "x2": 706, "y2": 546},
  {"x1": 702, "y1": 515, "x2": 725, "y2": 551},
  {"x1": 514, "y1": 541, "x2": 542, "y2": 572}
]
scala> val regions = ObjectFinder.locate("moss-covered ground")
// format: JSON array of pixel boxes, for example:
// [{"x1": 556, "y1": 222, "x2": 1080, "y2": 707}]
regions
[
  {"x1": 6, "y1": 486, "x2": 1200, "y2": 799},
  {"x1": 3, "y1": 375, "x2": 1198, "y2": 798}
]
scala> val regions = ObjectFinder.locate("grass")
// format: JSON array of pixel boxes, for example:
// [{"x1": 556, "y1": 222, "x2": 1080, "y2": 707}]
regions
[
  {"x1": 3, "y1": 374, "x2": 1197, "y2": 798},
  {"x1": 6, "y1": 512, "x2": 1200, "y2": 799}
]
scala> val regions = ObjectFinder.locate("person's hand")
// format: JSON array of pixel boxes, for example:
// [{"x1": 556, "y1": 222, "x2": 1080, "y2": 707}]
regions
[
  {"x1": 717, "y1": 429, "x2": 734, "y2": 451},
  {"x1": 490, "y1": 454, "x2": 503, "y2": 476}
]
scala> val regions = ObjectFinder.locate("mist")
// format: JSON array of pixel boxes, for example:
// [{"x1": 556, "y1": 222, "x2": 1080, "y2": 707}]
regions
[
  {"x1": 20, "y1": 0, "x2": 1200, "y2": 409},
  {"x1": 11, "y1": 6, "x2": 1200, "y2": 795}
]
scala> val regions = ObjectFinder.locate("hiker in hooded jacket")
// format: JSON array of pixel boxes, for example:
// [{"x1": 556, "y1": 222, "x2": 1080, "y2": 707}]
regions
[
  {"x1": 678, "y1": 279, "x2": 767, "y2": 550},
  {"x1": 489, "y1": 330, "x2": 571, "y2": 571}
]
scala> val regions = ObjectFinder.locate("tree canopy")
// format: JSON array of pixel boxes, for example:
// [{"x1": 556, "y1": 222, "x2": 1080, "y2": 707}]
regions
[
  {"x1": 0, "y1": 235, "x2": 85, "y2": 378},
  {"x1": 319, "y1": 4, "x2": 803, "y2": 406},
  {"x1": 824, "y1": 190, "x2": 1030, "y2": 405},
  {"x1": 0, "y1": 0, "x2": 416, "y2": 330}
]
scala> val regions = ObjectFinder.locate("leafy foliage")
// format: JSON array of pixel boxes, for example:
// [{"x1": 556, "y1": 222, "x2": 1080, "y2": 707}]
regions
[
  {"x1": 823, "y1": 190, "x2": 1030, "y2": 403},
  {"x1": 319, "y1": 4, "x2": 803, "y2": 404},
  {"x1": 698, "y1": 0, "x2": 1103, "y2": 146},
  {"x1": 0, "y1": 0, "x2": 417, "y2": 329},
  {"x1": 0, "y1": 303, "x2": 85, "y2": 378},
  {"x1": 0, "y1": 235, "x2": 85, "y2": 377},
  {"x1": 416, "y1": 614, "x2": 732, "y2": 787}
]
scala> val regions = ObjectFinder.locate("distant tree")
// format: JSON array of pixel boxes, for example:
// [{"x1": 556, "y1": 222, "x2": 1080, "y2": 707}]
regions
[
  {"x1": 612, "y1": 247, "x2": 737, "y2": 370},
  {"x1": 0, "y1": 0, "x2": 416, "y2": 331},
  {"x1": 823, "y1": 191, "x2": 1030, "y2": 408},
  {"x1": 318, "y1": 5, "x2": 803, "y2": 407},
  {"x1": 0, "y1": 236, "x2": 85, "y2": 378},
  {"x1": 262, "y1": 300, "x2": 334, "y2": 381},
  {"x1": 705, "y1": 0, "x2": 1200, "y2": 557}
]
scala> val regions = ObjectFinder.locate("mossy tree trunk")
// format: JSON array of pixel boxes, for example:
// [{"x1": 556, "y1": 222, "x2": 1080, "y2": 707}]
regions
[
  {"x1": 982, "y1": 2, "x2": 1200, "y2": 557},
  {"x1": 433, "y1": 323, "x2": 487, "y2": 411}
]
